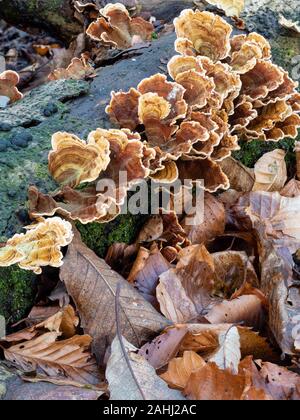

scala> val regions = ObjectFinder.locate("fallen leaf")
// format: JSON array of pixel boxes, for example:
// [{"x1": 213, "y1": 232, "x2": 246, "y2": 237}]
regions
[
  {"x1": 280, "y1": 179, "x2": 300, "y2": 197},
  {"x1": 133, "y1": 250, "x2": 171, "y2": 308},
  {"x1": 127, "y1": 247, "x2": 150, "y2": 283},
  {"x1": 106, "y1": 336, "x2": 185, "y2": 400},
  {"x1": 185, "y1": 357, "x2": 272, "y2": 400},
  {"x1": 60, "y1": 230, "x2": 169, "y2": 361},
  {"x1": 157, "y1": 245, "x2": 215, "y2": 323},
  {"x1": 231, "y1": 191, "x2": 300, "y2": 254},
  {"x1": 181, "y1": 193, "x2": 225, "y2": 245},
  {"x1": 205, "y1": 295, "x2": 265, "y2": 329},
  {"x1": 205, "y1": 0, "x2": 245, "y2": 17},
  {"x1": 232, "y1": 192, "x2": 300, "y2": 354},
  {"x1": 253, "y1": 149, "x2": 287, "y2": 192},
  {"x1": 184, "y1": 362, "x2": 247, "y2": 400},
  {"x1": 259, "y1": 362, "x2": 300, "y2": 400},
  {"x1": 212, "y1": 251, "x2": 259, "y2": 298},
  {"x1": 139, "y1": 323, "x2": 277, "y2": 371},
  {"x1": 0, "y1": 364, "x2": 103, "y2": 401},
  {"x1": 4, "y1": 333, "x2": 100, "y2": 386},
  {"x1": 279, "y1": 15, "x2": 300, "y2": 34},
  {"x1": 137, "y1": 216, "x2": 164, "y2": 243},
  {"x1": 139, "y1": 325, "x2": 188, "y2": 370},
  {"x1": 160, "y1": 351, "x2": 206, "y2": 390},
  {"x1": 208, "y1": 326, "x2": 241, "y2": 374},
  {"x1": 220, "y1": 157, "x2": 255, "y2": 192},
  {"x1": 1, "y1": 305, "x2": 78, "y2": 343},
  {"x1": 237, "y1": 328, "x2": 279, "y2": 363}
]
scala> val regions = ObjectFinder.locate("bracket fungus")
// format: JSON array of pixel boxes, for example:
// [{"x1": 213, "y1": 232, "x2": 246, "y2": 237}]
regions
[
  {"x1": 105, "y1": 10, "x2": 300, "y2": 194},
  {"x1": 0, "y1": 218, "x2": 73, "y2": 274},
  {"x1": 48, "y1": 56, "x2": 96, "y2": 81},
  {"x1": 86, "y1": 2, "x2": 154, "y2": 49},
  {"x1": 0, "y1": 70, "x2": 23, "y2": 105},
  {"x1": 49, "y1": 132, "x2": 111, "y2": 188},
  {"x1": 30, "y1": 128, "x2": 154, "y2": 223},
  {"x1": 3, "y1": 9, "x2": 300, "y2": 278}
]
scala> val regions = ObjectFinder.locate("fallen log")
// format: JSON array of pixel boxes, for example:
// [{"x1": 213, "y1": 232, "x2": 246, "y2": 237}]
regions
[{"x1": 0, "y1": 0, "x2": 196, "y2": 43}]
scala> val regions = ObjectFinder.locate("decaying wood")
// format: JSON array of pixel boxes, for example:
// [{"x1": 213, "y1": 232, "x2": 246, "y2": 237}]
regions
[{"x1": 0, "y1": 0, "x2": 197, "y2": 42}]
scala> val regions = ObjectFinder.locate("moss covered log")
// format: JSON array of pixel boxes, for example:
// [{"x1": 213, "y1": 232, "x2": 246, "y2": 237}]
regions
[{"x1": 0, "y1": 0, "x2": 82, "y2": 43}]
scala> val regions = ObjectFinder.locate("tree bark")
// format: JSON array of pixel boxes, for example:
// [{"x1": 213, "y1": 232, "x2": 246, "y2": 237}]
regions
[
  {"x1": 0, "y1": 0, "x2": 83, "y2": 43},
  {"x1": 0, "y1": 0, "x2": 196, "y2": 43}
]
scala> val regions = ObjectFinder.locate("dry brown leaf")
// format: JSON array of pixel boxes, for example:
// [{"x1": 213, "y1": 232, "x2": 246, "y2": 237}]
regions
[
  {"x1": 1, "y1": 364, "x2": 104, "y2": 400},
  {"x1": 205, "y1": 0, "x2": 245, "y2": 17},
  {"x1": 181, "y1": 193, "x2": 225, "y2": 245},
  {"x1": 279, "y1": 15, "x2": 300, "y2": 35},
  {"x1": 137, "y1": 216, "x2": 164, "y2": 243},
  {"x1": 259, "y1": 362, "x2": 300, "y2": 400},
  {"x1": 220, "y1": 157, "x2": 255, "y2": 192},
  {"x1": 106, "y1": 336, "x2": 185, "y2": 400},
  {"x1": 160, "y1": 351, "x2": 206, "y2": 390},
  {"x1": 231, "y1": 193, "x2": 300, "y2": 354},
  {"x1": 280, "y1": 179, "x2": 300, "y2": 197},
  {"x1": 139, "y1": 325, "x2": 188, "y2": 370},
  {"x1": 185, "y1": 357, "x2": 273, "y2": 400},
  {"x1": 184, "y1": 362, "x2": 247, "y2": 400},
  {"x1": 237, "y1": 327, "x2": 279, "y2": 362},
  {"x1": 253, "y1": 149, "x2": 287, "y2": 192},
  {"x1": 1, "y1": 305, "x2": 78, "y2": 343},
  {"x1": 133, "y1": 250, "x2": 171, "y2": 308},
  {"x1": 205, "y1": 295, "x2": 265, "y2": 329},
  {"x1": 157, "y1": 245, "x2": 215, "y2": 323},
  {"x1": 60, "y1": 230, "x2": 169, "y2": 362},
  {"x1": 4, "y1": 333, "x2": 100, "y2": 386},
  {"x1": 37, "y1": 305, "x2": 78, "y2": 339},
  {"x1": 212, "y1": 251, "x2": 259, "y2": 298},
  {"x1": 139, "y1": 323, "x2": 277, "y2": 373},
  {"x1": 231, "y1": 191, "x2": 300, "y2": 254},
  {"x1": 127, "y1": 247, "x2": 150, "y2": 283}
]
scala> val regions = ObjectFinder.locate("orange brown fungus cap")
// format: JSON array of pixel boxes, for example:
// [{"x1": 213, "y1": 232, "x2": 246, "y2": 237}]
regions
[
  {"x1": 28, "y1": 185, "x2": 120, "y2": 225},
  {"x1": 230, "y1": 33, "x2": 271, "y2": 74},
  {"x1": 0, "y1": 70, "x2": 23, "y2": 104},
  {"x1": 86, "y1": 3, "x2": 154, "y2": 49},
  {"x1": 48, "y1": 56, "x2": 95, "y2": 81},
  {"x1": 48, "y1": 132, "x2": 111, "y2": 188},
  {"x1": 0, "y1": 218, "x2": 73, "y2": 274},
  {"x1": 89, "y1": 128, "x2": 153, "y2": 205},
  {"x1": 44, "y1": 9, "x2": 300, "y2": 213},
  {"x1": 174, "y1": 10, "x2": 232, "y2": 62}
]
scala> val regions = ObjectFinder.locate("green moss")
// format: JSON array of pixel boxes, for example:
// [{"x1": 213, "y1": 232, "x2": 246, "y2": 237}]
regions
[
  {"x1": 77, "y1": 213, "x2": 146, "y2": 258},
  {"x1": 0, "y1": 266, "x2": 36, "y2": 325},
  {"x1": 271, "y1": 36, "x2": 300, "y2": 74}
]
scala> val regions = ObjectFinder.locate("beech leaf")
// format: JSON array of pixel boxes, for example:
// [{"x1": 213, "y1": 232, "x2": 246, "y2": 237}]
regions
[
  {"x1": 220, "y1": 157, "x2": 255, "y2": 192},
  {"x1": 106, "y1": 336, "x2": 185, "y2": 400},
  {"x1": 253, "y1": 149, "x2": 287, "y2": 192},
  {"x1": 208, "y1": 326, "x2": 241, "y2": 374},
  {"x1": 60, "y1": 230, "x2": 169, "y2": 361},
  {"x1": 160, "y1": 351, "x2": 206, "y2": 390},
  {"x1": 3, "y1": 333, "x2": 100, "y2": 386}
]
